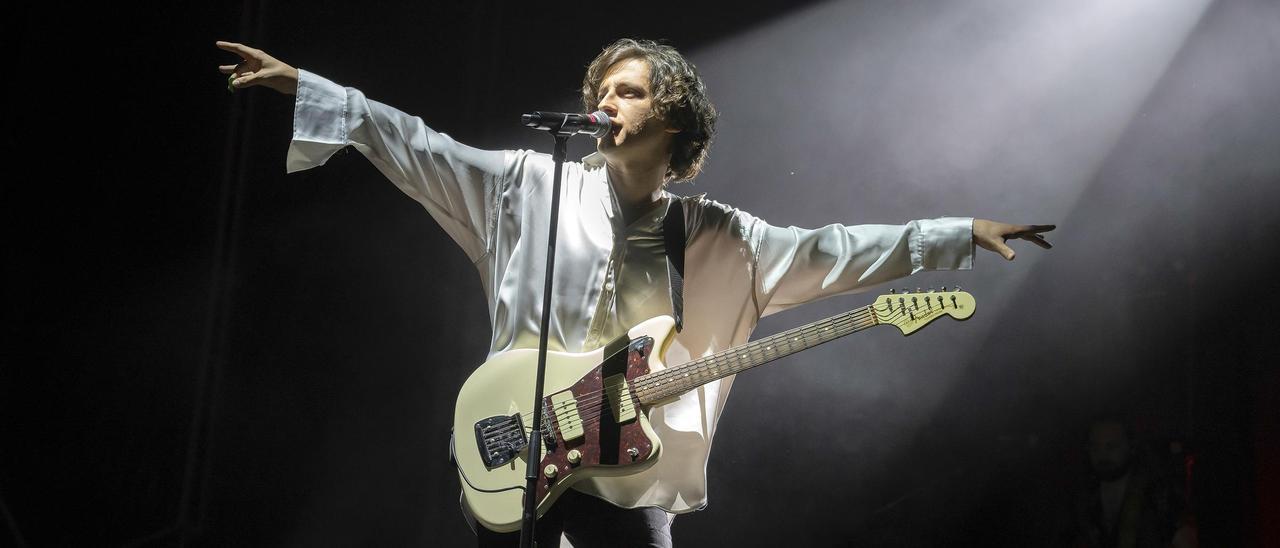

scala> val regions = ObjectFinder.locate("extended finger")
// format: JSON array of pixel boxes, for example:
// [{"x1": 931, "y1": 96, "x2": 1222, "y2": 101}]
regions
[
  {"x1": 215, "y1": 41, "x2": 258, "y2": 59},
  {"x1": 1022, "y1": 233, "x2": 1053, "y2": 249},
  {"x1": 1006, "y1": 224, "x2": 1055, "y2": 239},
  {"x1": 218, "y1": 64, "x2": 240, "y2": 74}
]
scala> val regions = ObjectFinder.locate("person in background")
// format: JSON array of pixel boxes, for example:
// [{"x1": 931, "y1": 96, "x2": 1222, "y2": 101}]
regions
[{"x1": 1062, "y1": 416, "x2": 1197, "y2": 548}]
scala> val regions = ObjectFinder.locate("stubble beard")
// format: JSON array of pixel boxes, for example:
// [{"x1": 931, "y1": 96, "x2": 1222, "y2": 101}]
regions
[{"x1": 602, "y1": 112, "x2": 657, "y2": 155}]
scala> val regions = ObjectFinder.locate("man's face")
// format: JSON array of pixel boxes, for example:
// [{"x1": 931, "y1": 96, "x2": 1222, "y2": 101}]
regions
[
  {"x1": 594, "y1": 57, "x2": 677, "y2": 163},
  {"x1": 1088, "y1": 421, "x2": 1132, "y2": 482}
]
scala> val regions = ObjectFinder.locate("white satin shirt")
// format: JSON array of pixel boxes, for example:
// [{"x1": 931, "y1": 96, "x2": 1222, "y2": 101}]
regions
[{"x1": 286, "y1": 69, "x2": 975, "y2": 514}]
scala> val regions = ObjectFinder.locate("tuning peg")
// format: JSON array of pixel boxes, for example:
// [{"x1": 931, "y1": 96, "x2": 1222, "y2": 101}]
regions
[
  {"x1": 902, "y1": 287, "x2": 910, "y2": 294},
  {"x1": 940, "y1": 286, "x2": 947, "y2": 292},
  {"x1": 955, "y1": 285, "x2": 962, "y2": 292},
  {"x1": 889, "y1": 288, "x2": 896, "y2": 294},
  {"x1": 916, "y1": 287, "x2": 922, "y2": 293}
]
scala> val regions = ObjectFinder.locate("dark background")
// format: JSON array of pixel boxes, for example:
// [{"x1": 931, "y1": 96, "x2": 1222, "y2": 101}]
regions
[{"x1": 6, "y1": 0, "x2": 1279, "y2": 546}]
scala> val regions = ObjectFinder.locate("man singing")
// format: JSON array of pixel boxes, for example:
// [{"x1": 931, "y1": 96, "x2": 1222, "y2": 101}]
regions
[{"x1": 216, "y1": 38, "x2": 1053, "y2": 547}]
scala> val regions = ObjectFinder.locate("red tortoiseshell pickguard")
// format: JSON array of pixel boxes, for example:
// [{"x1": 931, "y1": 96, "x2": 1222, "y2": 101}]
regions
[{"x1": 534, "y1": 337, "x2": 657, "y2": 503}]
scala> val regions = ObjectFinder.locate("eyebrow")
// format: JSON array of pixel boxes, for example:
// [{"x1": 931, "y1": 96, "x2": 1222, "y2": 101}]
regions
[{"x1": 604, "y1": 79, "x2": 646, "y2": 93}]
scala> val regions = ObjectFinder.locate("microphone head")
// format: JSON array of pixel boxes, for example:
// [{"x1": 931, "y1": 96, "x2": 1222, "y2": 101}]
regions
[{"x1": 587, "y1": 111, "x2": 612, "y2": 138}]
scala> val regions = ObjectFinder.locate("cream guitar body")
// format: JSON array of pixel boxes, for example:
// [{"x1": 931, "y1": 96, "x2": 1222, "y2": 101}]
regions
[{"x1": 452, "y1": 316, "x2": 677, "y2": 533}]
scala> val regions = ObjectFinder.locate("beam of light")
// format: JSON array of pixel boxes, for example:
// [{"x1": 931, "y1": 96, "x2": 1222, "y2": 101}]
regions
[{"x1": 676, "y1": 0, "x2": 1214, "y2": 499}]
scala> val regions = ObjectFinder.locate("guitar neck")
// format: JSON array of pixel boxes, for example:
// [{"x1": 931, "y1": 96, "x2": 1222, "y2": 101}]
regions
[{"x1": 632, "y1": 305, "x2": 879, "y2": 405}]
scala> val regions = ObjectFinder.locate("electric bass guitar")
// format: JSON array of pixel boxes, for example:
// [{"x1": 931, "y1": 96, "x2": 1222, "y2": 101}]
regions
[{"x1": 451, "y1": 289, "x2": 975, "y2": 532}]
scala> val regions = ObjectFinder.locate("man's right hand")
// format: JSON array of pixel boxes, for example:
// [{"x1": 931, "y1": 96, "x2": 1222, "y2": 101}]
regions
[{"x1": 216, "y1": 41, "x2": 299, "y2": 95}]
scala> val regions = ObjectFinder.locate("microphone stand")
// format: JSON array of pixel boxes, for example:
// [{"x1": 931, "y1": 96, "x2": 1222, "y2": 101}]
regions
[{"x1": 520, "y1": 127, "x2": 572, "y2": 548}]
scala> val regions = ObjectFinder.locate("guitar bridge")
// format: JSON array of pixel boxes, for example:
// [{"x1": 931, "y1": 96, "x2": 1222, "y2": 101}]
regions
[{"x1": 474, "y1": 414, "x2": 528, "y2": 469}]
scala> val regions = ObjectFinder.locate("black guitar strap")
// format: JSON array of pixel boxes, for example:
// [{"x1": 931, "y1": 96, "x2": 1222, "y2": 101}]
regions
[{"x1": 663, "y1": 197, "x2": 687, "y2": 332}]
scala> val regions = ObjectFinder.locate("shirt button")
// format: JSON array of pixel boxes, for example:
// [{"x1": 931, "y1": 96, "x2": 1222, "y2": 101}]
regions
[{"x1": 604, "y1": 281, "x2": 615, "y2": 291}]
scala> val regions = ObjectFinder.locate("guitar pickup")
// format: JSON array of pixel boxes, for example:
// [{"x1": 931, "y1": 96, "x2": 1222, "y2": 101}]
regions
[
  {"x1": 604, "y1": 374, "x2": 637, "y2": 423},
  {"x1": 474, "y1": 414, "x2": 527, "y2": 469},
  {"x1": 551, "y1": 392, "x2": 585, "y2": 442}
]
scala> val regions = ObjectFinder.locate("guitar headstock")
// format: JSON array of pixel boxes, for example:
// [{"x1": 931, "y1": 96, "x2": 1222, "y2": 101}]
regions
[{"x1": 873, "y1": 287, "x2": 976, "y2": 336}]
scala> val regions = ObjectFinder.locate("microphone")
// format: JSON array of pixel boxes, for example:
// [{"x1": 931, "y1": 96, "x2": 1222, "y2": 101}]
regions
[{"x1": 522, "y1": 111, "x2": 612, "y2": 138}]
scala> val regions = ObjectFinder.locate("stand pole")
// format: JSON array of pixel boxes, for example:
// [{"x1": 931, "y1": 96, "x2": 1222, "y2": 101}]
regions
[{"x1": 519, "y1": 134, "x2": 570, "y2": 548}]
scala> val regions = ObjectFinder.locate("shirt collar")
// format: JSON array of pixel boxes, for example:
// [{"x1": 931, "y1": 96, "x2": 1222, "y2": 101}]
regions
[{"x1": 582, "y1": 151, "x2": 607, "y2": 170}]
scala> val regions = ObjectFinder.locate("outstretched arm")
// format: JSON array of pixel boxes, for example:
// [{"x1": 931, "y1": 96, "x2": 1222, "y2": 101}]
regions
[
  {"x1": 753, "y1": 217, "x2": 973, "y2": 316},
  {"x1": 752, "y1": 217, "x2": 1055, "y2": 317},
  {"x1": 214, "y1": 41, "x2": 513, "y2": 262}
]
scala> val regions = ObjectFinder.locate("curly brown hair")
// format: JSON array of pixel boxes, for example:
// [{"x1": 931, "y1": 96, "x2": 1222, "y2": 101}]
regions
[{"x1": 582, "y1": 38, "x2": 718, "y2": 183}]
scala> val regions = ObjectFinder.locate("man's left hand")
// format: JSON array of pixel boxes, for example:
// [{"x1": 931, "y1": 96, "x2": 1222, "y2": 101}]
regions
[{"x1": 973, "y1": 219, "x2": 1055, "y2": 261}]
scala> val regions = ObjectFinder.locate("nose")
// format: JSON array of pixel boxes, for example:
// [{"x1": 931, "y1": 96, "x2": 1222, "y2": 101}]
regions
[{"x1": 596, "y1": 90, "x2": 619, "y2": 117}]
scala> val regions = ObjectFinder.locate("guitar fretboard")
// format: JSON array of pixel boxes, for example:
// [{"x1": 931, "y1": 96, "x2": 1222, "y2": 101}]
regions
[{"x1": 631, "y1": 305, "x2": 880, "y2": 405}]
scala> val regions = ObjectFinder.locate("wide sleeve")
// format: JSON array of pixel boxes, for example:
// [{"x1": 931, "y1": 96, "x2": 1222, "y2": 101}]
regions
[
  {"x1": 286, "y1": 69, "x2": 509, "y2": 262},
  {"x1": 752, "y1": 217, "x2": 975, "y2": 317}
]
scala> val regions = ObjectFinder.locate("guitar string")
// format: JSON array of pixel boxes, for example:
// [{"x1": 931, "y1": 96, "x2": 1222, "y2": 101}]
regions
[
  {"x1": 477, "y1": 309, "x2": 882, "y2": 446},
  {"x1": 634, "y1": 307, "x2": 879, "y2": 392},
  {"x1": 478, "y1": 301, "x2": 931, "y2": 444},
  {"x1": 541, "y1": 308, "x2": 888, "y2": 435},
  {"x1": 479, "y1": 299, "x2": 948, "y2": 444},
  {"x1": 567, "y1": 302, "x2": 901, "y2": 408},
  {"x1": 632, "y1": 293, "x2": 959, "y2": 398},
  {"x1": 482, "y1": 294, "x2": 965, "y2": 444},
  {"x1": 524, "y1": 312, "x2": 882, "y2": 442},
  {"x1": 479, "y1": 304, "x2": 913, "y2": 444}
]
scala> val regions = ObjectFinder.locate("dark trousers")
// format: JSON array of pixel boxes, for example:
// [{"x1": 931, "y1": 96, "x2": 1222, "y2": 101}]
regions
[{"x1": 475, "y1": 489, "x2": 673, "y2": 547}]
